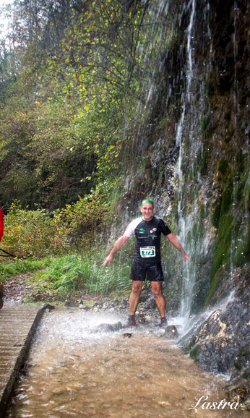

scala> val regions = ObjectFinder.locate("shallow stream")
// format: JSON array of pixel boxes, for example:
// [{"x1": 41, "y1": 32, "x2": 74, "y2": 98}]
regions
[{"x1": 6, "y1": 308, "x2": 249, "y2": 417}]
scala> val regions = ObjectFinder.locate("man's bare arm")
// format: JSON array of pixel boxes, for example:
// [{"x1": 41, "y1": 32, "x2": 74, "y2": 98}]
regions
[
  {"x1": 102, "y1": 235, "x2": 130, "y2": 266},
  {"x1": 167, "y1": 233, "x2": 192, "y2": 262}
]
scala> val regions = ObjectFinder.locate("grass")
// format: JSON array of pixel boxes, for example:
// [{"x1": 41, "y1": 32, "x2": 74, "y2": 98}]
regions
[
  {"x1": 0, "y1": 241, "x2": 134, "y2": 299},
  {"x1": 0, "y1": 257, "x2": 52, "y2": 281},
  {"x1": 32, "y1": 253, "x2": 132, "y2": 296}
]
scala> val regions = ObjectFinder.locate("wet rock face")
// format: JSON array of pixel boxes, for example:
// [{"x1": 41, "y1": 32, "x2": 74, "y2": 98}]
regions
[
  {"x1": 112, "y1": 0, "x2": 250, "y2": 408},
  {"x1": 187, "y1": 306, "x2": 244, "y2": 373},
  {"x1": 184, "y1": 269, "x2": 250, "y2": 406}
]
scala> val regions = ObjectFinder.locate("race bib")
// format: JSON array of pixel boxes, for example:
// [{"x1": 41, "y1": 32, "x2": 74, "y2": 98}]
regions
[{"x1": 140, "y1": 246, "x2": 156, "y2": 258}]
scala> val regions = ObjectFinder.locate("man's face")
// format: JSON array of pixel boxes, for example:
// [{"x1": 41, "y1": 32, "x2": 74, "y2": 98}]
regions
[{"x1": 140, "y1": 203, "x2": 154, "y2": 221}]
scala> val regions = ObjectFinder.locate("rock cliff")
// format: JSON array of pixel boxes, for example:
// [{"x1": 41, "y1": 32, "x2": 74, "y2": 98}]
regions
[{"x1": 119, "y1": 0, "x2": 250, "y2": 408}]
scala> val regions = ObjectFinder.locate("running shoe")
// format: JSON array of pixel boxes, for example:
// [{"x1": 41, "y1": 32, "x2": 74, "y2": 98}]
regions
[
  {"x1": 159, "y1": 317, "x2": 168, "y2": 328},
  {"x1": 122, "y1": 319, "x2": 137, "y2": 328}
]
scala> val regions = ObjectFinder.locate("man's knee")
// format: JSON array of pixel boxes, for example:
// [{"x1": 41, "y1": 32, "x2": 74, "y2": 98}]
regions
[
  {"x1": 132, "y1": 281, "x2": 142, "y2": 294},
  {"x1": 151, "y1": 283, "x2": 163, "y2": 297}
]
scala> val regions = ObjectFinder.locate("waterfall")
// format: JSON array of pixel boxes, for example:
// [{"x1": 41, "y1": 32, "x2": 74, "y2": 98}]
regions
[
  {"x1": 230, "y1": 0, "x2": 239, "y2": 275},
  {"x1": 174, "y1": 0, "x2": 197, "y2": 327},
  {"x1": 116, "y1": 0, "x2": 248, "y2": 336}
]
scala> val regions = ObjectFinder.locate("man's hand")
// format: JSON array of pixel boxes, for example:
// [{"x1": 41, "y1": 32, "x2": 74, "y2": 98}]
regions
[
  {"x1": 167, "y1": 233, "x2": 192, "y2": 263},
  {"x1": 102, "y1": 254, "x2": 113, "y2": 266},
  {"x1": 182, "y1": 252, "x2": 192, "y2": 263},
  {"x1": 102, "y1": 235, "x2": 130, "y2": 266}
]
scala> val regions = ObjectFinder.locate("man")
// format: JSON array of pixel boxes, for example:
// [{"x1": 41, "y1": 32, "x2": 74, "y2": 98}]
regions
[{"x1": 103, "y1": 199, "x2": 192, "y2": 327}]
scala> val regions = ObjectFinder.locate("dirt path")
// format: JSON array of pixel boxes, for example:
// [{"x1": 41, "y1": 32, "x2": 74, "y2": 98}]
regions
[
  {"x1": 3, "y1": 274, "x2": 35, "y2": 304},
  {"x1": 1, "y1": 273, "x2": 134, "y2": 313}
]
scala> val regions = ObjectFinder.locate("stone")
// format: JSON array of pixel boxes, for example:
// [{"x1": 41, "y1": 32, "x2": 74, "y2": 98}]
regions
[
  {"x1": 164, "y1": 325, "x2": 179, "y2": 339},
  {"x1": 92, "y1": 322, "x2": 123, "y2": 333},
  {"x1": 123, "y1": 333, "x2": 133, "y2": 338}
]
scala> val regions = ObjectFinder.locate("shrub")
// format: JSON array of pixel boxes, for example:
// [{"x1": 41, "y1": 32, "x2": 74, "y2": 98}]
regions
[
  {"x1": 1, "y1": 190, "x2": 109, "y2": 258},
  {"x1": 53, "y1": 191, "x2": 108, "y2": 247},
  {"x1": 1, "y1": 202, "x2": 57, "y2": 258}
]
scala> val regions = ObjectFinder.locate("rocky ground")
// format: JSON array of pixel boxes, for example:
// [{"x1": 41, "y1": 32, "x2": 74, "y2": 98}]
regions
[
  {"x1": 182, "y1": 266, "x2": 250, "y2": 410},
  {"x1": 1, "y1": 273, "x2": 164, "y2": 325},
  {"x1": 2, "y1": 273, "x2": 36, "y2": 304},
  {"x1": 1, "y1": 273, "x2": 181, "y2": 344}
]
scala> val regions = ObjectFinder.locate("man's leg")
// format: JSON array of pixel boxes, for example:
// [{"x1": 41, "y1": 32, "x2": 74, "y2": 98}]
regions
[
  {"x1": 123, "y1": 281, "x2": 143, "y2": 328},
  {"x1": 129, "y1": 281, "x2": 143, "y2": 315},
  {"x1": 151, "y1": 281, "x2": 166, "y2": 318}
]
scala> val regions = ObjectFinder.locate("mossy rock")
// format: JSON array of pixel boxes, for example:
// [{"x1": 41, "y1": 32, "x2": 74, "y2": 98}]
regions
[
  {"x1": 208, "y1": 261, "x2": 231, "y2": 305},
  {"x1": 235, "y1": 344, "x2": 250, "y2": 370},
  {"x1": 211, "y1": 197, "x2": 222, "y2": 228},
  {"x1": 190, "y1": 345, "x2": 200, "y2": 362},
  {"x1": 192, "y1": 218, "x2": 205, "y2": 242},
  {"x1": 187, "y1": 339, "x2": 196, "y2": 351},
  {"x1": 211, "y1": 211, "x2": 233, "y2": 277},
  {"x1": 218, "y1": 159, "x2": 229, "y2": 174},
  {"x1": 234, "y1": 214, "x2": 250, "y2": 267},
  {"x1": 201, "y1": 116, "x2": 210, "y2": 132},
  {"x1": 200, "y1": 203, "x2": 209, "y2": 219}
]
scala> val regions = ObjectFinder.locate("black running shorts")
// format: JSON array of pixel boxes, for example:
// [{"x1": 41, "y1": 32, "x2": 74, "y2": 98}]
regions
[{"x1": 129, "y1": 261, "x2": 164, "y2": 282}]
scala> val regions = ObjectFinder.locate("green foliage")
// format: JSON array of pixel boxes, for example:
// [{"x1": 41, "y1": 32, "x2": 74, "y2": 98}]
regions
[
  {"x1": 0, "y1": 0, "x2": 181, "y2": 211},
  {"x1": 0, "y1": 257, "x2": 51, "y2": 282},
  {"x1": 0, "y1": 226, "x2": 136, "y2": 299},
  {"x1": 1, "y1": 190, "x2": 109, "y2": 258},
  {"x1": 1, "y1": 201, "x2": 58, "y2": 258},
  {"x1": 0, "y1": 34, "x2": 19, "y2": 104},
  {"x1": 52, "y1": 190, "x2": 109, "y2": 247},
  {"x1": 32, "y1": 251, "x2": 132, "y2": 296},
  {"x1": 0, "y1": 96, "x2": 99, "y2": 208},
  {"x1": 190, "y1": 345, "x2": 200, "y2": 361}
]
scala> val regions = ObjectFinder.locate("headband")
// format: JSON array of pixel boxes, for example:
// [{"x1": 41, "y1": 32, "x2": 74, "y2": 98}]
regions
[{"x1": 141, "y1": 199, "x2": 154, "y2": 207}]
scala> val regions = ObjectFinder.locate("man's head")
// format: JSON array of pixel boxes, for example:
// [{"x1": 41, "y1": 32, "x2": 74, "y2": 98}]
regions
[{"x1": 140, "y1": 199, "x2": 155, "y2": 221}]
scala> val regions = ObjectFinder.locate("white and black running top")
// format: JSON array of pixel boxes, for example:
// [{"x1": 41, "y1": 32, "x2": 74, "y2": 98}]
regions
[{"x1": 124, "y1": 216, "x2": 171, "y2": 263}]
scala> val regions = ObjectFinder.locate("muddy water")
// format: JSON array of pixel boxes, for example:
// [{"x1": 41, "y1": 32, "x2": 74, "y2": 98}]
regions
[{"x1": 6, "y1": 308, "x2": 248, "y2": 418}]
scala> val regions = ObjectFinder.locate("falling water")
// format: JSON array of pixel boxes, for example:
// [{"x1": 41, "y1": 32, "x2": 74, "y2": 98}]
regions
[
  {"x1": 174, "y1": 0, "x2": 197, "y2": 327},
  {"x1": 230, "y1": 0, "x2": 239, "y2": 275}
]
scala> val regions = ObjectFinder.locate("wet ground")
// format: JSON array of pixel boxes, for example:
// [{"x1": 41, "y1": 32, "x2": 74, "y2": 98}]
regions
[{"x1": 5, "y1": 308, "x2": 249, "y2": 418}]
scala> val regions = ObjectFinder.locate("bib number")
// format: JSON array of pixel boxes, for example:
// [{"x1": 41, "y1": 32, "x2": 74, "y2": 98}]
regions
[{"x1": 140, "y1": 246, "x2": 156, "y2": 258}]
